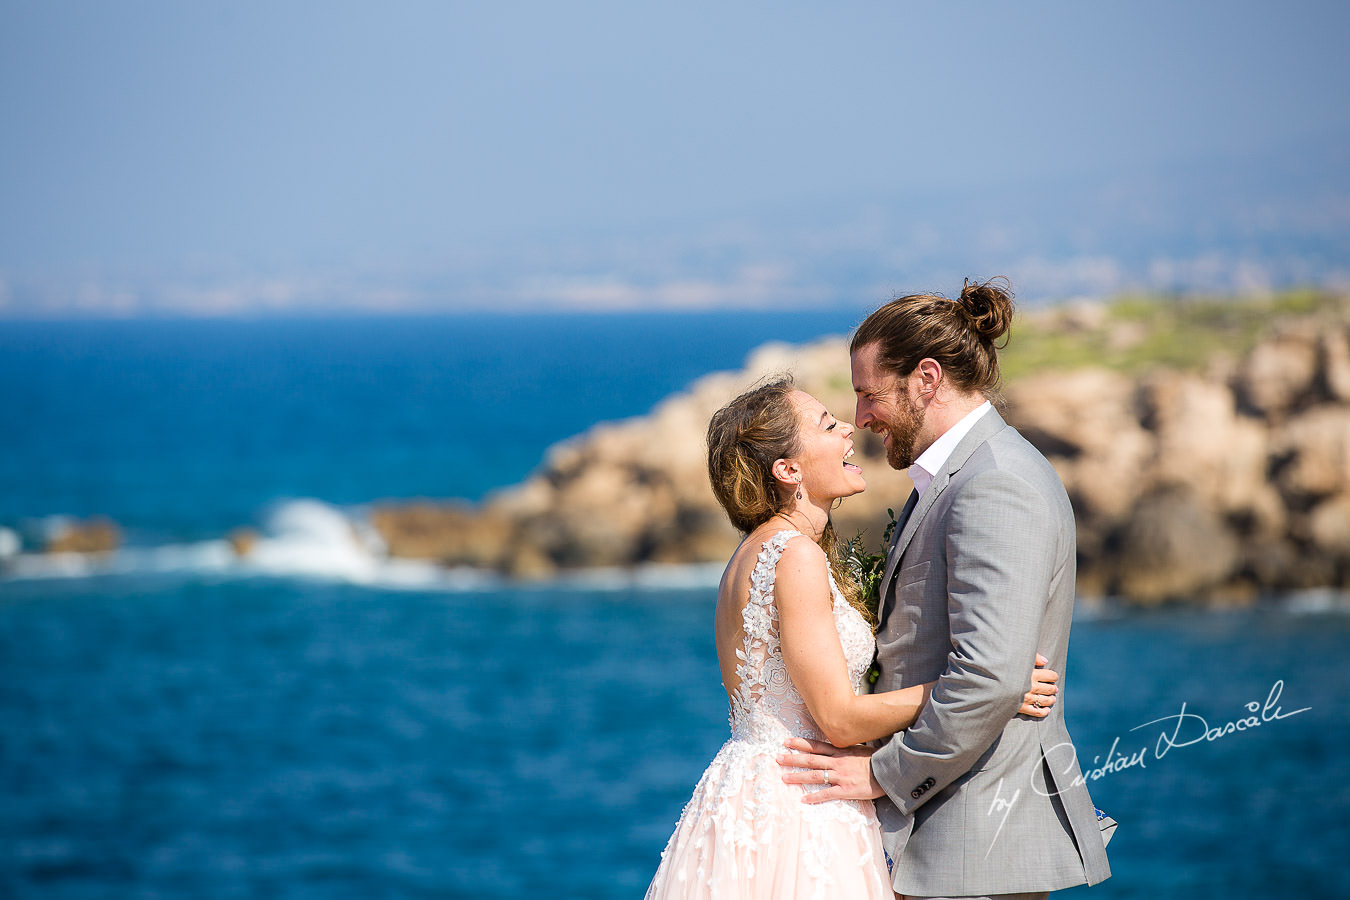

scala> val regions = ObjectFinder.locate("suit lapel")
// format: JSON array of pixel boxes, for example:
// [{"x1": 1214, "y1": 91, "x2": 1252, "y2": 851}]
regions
[
  {"x1": 879, "y1": 408, "x2": 1010, "y2": 605},
  {"x1": 878, "y1": 488, "x2": 918, "y2": 595}
]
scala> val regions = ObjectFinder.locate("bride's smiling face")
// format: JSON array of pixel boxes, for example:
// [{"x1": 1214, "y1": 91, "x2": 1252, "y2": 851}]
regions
[{"x1": 784, "y1": 390, "x2": 866, "y2": 502}]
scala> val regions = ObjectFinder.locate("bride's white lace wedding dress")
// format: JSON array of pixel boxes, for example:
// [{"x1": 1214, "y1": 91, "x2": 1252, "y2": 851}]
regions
[{"x1": 645, "y1": 530, "x2": 894, "y2": 899}]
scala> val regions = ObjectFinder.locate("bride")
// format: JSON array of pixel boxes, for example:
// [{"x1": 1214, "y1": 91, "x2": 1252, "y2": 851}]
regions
[{"x1": 645, "y1": 378, "x2": 1059, "y2": 899}]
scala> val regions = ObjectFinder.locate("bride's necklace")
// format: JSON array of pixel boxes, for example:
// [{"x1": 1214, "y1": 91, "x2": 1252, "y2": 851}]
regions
[{"x1": 770, "y1": 510, "x2": 821, "y2": 542}]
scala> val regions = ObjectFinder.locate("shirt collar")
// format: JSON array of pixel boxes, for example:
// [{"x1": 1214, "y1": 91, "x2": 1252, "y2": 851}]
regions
[{"x1": 908, "y1": 401, "x2": 993, "y2": 498}]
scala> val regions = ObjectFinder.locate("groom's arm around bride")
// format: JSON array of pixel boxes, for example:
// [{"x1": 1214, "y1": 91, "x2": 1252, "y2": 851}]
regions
[{"x1": 780, "y1": 278, "x2": 1112, "y2": 899}]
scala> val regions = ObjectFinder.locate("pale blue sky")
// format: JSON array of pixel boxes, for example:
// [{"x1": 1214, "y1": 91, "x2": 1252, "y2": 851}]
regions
[{"x1": 1, "y1": 1, "x2": 1347, "y2": 314}]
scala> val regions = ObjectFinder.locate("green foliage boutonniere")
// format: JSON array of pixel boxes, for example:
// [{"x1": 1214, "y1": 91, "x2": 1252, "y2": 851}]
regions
[{"x1": 842, "y1": 508, "x2": 898, "y2": 686}]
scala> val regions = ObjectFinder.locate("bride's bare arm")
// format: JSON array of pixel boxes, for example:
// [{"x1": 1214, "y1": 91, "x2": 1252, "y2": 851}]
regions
[{"x1": 775, "y1": 537, "x2": 1057, "y2": 749}]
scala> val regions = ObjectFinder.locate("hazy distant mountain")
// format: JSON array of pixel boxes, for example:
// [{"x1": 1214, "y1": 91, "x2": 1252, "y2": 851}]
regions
[{"x1": 3, "y1": 136, "x2": 1346, "y2": 318}]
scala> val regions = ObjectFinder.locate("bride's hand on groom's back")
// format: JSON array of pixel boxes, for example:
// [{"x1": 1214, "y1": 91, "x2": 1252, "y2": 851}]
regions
[{"x1": 1019, "y1": 653, "x2": 1059, "y2": 718}]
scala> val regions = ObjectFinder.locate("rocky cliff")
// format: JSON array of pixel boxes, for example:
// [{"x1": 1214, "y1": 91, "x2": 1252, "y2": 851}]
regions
[{"x1": 371, "y1": 292, "x2": 1350, "y2": 605}]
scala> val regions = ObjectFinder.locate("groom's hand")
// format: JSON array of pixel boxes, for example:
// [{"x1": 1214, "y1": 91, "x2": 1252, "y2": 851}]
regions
[{"x1": 777, "y1": 737, "x2": 884, "y2": 804}]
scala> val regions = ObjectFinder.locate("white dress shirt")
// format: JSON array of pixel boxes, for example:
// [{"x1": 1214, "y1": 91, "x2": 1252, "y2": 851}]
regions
[{"x1": 908, "y1": 401, "x2": 993, "y2": 499}]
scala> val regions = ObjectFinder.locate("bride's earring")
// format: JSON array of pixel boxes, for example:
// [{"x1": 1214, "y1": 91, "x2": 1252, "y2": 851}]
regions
[{"x1": 796, "y1": 483, "x2": 803, "y2": 500}]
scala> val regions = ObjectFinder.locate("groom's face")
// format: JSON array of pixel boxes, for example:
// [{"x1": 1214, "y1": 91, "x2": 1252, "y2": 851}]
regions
[{"x1": 851, "y1": 342, "x2": 926, "y2": 471}]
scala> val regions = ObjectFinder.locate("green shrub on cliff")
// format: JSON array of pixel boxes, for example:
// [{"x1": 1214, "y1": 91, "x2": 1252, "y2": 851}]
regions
[{"x1": 1000, "y1": 289, "x2": 1347, "y2": 381}]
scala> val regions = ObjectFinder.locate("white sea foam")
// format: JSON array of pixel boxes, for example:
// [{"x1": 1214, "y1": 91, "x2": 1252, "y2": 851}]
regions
[
  {"x1": 0, "y1": 500, "x2": 730, "y2": 594},
  {"x1": 4, "y1": 551, "x2": 96, "y2": 580},
  {"x1": 221, "y1": 499, "x2": 465, "y2": 590},
  {"x1": 1282, "y1": 589, "x2": 1350, "y2": 615},
  {"x1": 1, "y1": 540, "x2": 238, "y2": 580},
  {"x1": 244, "y1": 498, "x2": 384, "y2": 582},
  {"x1": 0, "y1": 500, "x2": 501, "y2": 593},
  {"x1": 0, "y1": 527, "x2": 19, "y2": 560}
]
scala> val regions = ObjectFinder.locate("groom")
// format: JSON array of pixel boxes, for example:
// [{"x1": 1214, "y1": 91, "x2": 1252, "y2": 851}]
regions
[{"x1": 779, "y1": 280, "x2": 1112, "y2": 899}]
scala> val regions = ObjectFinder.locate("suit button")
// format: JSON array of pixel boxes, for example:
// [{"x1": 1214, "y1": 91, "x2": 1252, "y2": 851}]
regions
[
  {"x1": 924, "y1": 777, "x2": 935, "y2": 788},
  {"x1": 910, "y1": 789, "x2": 922, "y2": 799}
]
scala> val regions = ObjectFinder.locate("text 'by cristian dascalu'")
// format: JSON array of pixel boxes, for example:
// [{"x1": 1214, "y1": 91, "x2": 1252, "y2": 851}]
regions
[{"x1": 1065, "y1": 679, "x2": 1311, "y2": 787}]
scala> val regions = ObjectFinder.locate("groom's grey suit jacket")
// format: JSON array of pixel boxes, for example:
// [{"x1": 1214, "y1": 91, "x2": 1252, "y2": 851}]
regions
[{"x1": 870, "y1": 408, "x2": 1111, "y2": 897}]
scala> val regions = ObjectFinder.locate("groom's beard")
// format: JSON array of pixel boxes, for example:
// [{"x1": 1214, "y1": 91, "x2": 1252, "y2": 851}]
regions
[{"x1": 882, "y1": 395, "x2": 925, "y2": 471}]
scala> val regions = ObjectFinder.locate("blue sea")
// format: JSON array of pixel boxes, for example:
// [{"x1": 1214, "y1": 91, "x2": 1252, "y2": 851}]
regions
[{"x1": 2, "y1": 314, "x2": 1349, "y2": 898}]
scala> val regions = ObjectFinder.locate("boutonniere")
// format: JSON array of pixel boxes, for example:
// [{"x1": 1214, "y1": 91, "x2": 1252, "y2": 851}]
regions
[{"x1": 842, "y1": 508, "x2": 897, "y2": 686}]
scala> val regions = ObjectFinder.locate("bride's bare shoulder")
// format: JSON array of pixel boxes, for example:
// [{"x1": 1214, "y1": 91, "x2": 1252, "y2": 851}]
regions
[{"x1": 718, "y1": 527, "x2": 820, "y2": 597}]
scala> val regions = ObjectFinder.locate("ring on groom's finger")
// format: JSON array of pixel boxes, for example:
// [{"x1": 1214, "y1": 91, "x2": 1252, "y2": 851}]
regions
[{"x1": 822, "y1": 771, "x2": 830, "y2": 785}]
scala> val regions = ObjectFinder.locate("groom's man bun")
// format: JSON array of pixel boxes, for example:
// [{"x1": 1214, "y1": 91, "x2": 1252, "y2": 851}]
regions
[{"x1": 850, "y1": 276, "x2": 1015, "y2": 400}]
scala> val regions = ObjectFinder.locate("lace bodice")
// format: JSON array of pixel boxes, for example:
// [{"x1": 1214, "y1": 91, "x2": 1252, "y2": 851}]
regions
[
  {"x1": 645, "y1": 531, "x2": 893, "y2": 900},
  {"x1": 728, "y1": 530, "x2": 876, "y2": 745}
]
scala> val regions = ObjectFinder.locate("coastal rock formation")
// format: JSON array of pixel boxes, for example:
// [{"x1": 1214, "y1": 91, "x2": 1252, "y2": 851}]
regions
[
  {"x1": 369, "y1": 298, "x2": 1350, "y2": 605},
  {"x1": 1003, "y1": 315, "x2": 1350, "y2": 604},
  {"x1": 227, "y1": 527, "x2": 261, "y2": 557},
  {"x1": 44, "y1": 516, "x2": 122, "y2": 554},
  {"x1": 372, "y1": 339, "x2": 917, "y2": 578},
  {"x1": 368, "y1": 503, "x2": 521, "y2": 570}
]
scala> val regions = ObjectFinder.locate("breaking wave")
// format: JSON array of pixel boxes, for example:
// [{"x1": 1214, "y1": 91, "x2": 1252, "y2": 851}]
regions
[{"x1": 0, "y1": 499, "x2": 722, "y2": 593}]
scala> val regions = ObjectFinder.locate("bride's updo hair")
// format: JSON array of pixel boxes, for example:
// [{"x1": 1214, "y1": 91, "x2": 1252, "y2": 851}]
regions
[
  {"x1": 850, "y1": 276, "x2": 1016, "y2": 399},
  {"x1": 706, "y1": 377, "x2": 800, "y2": 534}
]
